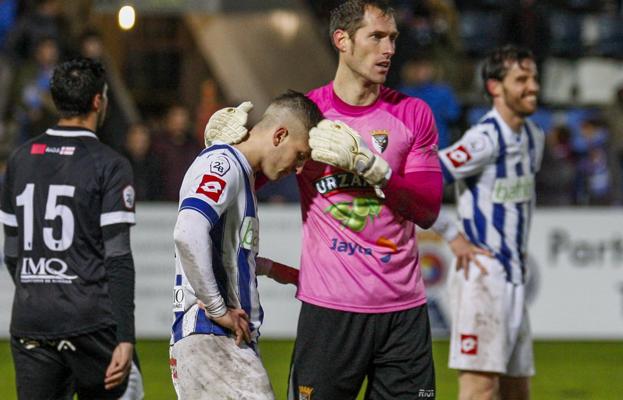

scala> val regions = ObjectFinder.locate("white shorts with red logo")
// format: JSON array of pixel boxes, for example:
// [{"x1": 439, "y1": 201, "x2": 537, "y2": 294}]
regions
[{"x1": 448, "y1": 255, "x2": 535, "y2": 377}]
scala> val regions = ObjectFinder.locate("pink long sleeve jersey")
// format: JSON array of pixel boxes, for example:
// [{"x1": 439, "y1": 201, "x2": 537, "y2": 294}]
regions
[{"x1": 296, "y1": 82, "x2": 441, "y2": 313}]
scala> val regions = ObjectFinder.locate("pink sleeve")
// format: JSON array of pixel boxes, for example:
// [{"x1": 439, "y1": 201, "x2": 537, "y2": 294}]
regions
[
  {"x1": 403, "y1": 100, "x2": 441, "y2": 174},
  {"x1": 385, "y1": 170, "x2": 442, "y2": 229}
]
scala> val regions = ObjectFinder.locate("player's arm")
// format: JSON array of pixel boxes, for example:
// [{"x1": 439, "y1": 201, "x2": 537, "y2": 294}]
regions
[
  {"x1": 103, "y1": 223, "x2": 136, "y2": 344},
  {"x1": 0, "y1": 158, "x2": 18, "y2": 283},
  {"x1": 174, "y1": 209, "x2": 250, "y2": 345},
  {"x1": 102, "y1": 223, "x2": 136, "y2": 390},
  {"x1": 3, "y1": 225, "x2": 18, "y2": 283},
  {"x1": 255, "y1": 256, "x2": 299, "y2": 286},
  {"x1": 99, "y1": 156, "x2": 138, "y2": 390},
  {"x1": 438, "y1": 128, "x2": 497, "y2": 184},
  {"x1": 383, "y1": 170, "x2": 442, "y2": 228}
]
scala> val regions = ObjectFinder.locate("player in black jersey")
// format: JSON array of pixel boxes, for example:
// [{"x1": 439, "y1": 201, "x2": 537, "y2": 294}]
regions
[{"x1": 1, "y1": 58, "x2": 143, "y2": 399}]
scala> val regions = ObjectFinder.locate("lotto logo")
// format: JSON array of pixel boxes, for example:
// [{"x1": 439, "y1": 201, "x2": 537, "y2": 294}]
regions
[
  {"x1": 196, "y1": 174, "x2": 226, "y2": 202},
  {"x1": 446, "y1": 145, "x2": 472, "y2": 167},
  {"x1": 460, "y1": 334, "x2": 478, "y2": 355},
  {"x1": 169, "y1": 357, "x2": 178, "y2": 380}
]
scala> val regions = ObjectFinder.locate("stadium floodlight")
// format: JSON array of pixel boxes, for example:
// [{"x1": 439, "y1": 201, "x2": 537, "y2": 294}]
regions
[{"x1": 118, "y1": 5, "x2": 136, "y2": 30}]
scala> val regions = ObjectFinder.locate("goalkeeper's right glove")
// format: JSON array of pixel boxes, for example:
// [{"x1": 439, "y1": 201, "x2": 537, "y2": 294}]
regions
[
  {"x1": 309, "y1": 119, "x2": 392, "y2": 188},
  {"x1": 204, "y1": 101, "x2": 253, "y2": 147}
]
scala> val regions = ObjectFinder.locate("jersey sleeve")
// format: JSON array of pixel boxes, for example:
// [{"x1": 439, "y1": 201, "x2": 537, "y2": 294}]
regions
[
  {"x1": 0, "y1": 155, "x2": 17, "y2": 227},
  {"x1": 403, "y1": 100, "x2": 442, "y2": 174},
  {"x1": 530, "y1": 122, "x2": 545, "y2": 173},
  {"x1": 100, "y1": 156, "x2": 136, "y2": 227},
  {"x1": 438, "y1": 127, "x2": 497, "y2": 183},
  {"x1": 178, "y1": 152, "x2": 241, "y2": 226}
]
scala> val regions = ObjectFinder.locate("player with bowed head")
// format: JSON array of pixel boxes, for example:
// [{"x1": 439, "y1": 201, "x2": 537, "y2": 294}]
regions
[{"x1": 169, "y1": 91, "x2": 322, "y2": 400}]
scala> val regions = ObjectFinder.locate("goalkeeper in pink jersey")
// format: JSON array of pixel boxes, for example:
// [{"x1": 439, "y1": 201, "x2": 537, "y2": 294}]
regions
[{"x1": 204, "y1": 1, "x2": 443, "y2": 398}]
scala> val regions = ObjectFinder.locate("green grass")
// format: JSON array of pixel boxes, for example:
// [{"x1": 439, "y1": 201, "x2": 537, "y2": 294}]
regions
[{"x1": 1, "y1": 340, "x2": 622, "y2": 399}]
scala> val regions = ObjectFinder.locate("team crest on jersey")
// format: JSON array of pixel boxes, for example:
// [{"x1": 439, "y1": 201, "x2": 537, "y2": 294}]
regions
[
  {"x1": 446, "y1": 145, "x2": 472, "y2": 168},
  {"x1": 196, "y1": 174, "x2": 227, "y2": 202},
  {"x1": 298, "y1": 386, "x2": 314, "y2": 400},
  {"x1": 209, "y1": 155, "x2": 231, "y2": 177},
  {"x1": 123, "y1": 185, "x2": 135, "y2": 209},
  {"x1": 460, "y1": 334, "x2": 478, "y2": 355},
  {"x1": 468, "y1": 137, "x2": 486, "y2": 153},
  {"x1": 370, "y1": 129, "x2": 389, "y2": 153}
]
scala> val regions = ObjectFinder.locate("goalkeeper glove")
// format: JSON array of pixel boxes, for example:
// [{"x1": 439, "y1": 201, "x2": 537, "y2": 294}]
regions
[
  {"x1": 309, "y1": 119, "x2": 392, "y2": 188},
  {"x1": 204, "y1": 101, "x2": 253, "y2": 147}
]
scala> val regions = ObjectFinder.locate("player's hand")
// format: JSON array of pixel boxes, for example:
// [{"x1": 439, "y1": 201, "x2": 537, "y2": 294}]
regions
[
  {"x1": 212, "y1": 308, "x2": 251, "y2": 346},
  {"x1": 449, "y1": 233, "x2": 492, "y2": 280},
  {"x1": 204, "y1": 101, "x2": 253, "y2": 147},
  {"x1": 309, "y1": 119, "x2": 390, "y2": 186},
  {"x1": 104, "y1": 342, "x2": 133, "y2": 390}
]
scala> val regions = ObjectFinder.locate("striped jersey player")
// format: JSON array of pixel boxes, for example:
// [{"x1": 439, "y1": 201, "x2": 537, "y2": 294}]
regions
[
  {"x1": 432, "y1": 46, "x2": 543, "y2": 399},
  {"x1": 169, "y1": 91, "x2": 321, "y2": 400},
  {"x1": 438, "y1": 107, "x2": 544, "y2": 284},
  {"x1": 171, "y1": 144, "x2": 262, "y2": 346}
]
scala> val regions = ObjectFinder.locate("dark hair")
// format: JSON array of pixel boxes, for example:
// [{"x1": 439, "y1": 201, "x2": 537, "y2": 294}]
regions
[
  {"x1": 329, "y1": 0, "x2": 394, "y2": 49},
  {"x1": 481, "y1": 45, "x2": 535, "y2": 98},
  {"x1": 50, "y1": 58, "x2": 107, "y2": 118},
  {"x1": 269, "y1": 90, "x2": 323, "y2": 132}
]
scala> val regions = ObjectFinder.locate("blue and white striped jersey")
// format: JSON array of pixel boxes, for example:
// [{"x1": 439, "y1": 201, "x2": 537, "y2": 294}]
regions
[
  {"x1": 171, "y1": 144, "x2": 263, "y2": 344},
  {"x1": 438, "y1": 108, "x2": 544, "y2": 284}
]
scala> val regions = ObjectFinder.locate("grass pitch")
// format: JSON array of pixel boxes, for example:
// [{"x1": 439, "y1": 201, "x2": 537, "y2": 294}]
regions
[{"x1": 1, "y1": 340, "x2": 621, "y2": 399}]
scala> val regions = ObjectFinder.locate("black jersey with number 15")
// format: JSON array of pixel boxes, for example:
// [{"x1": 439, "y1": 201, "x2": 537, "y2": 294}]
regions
[{"x1": 0, "y1": 126, "x2": 136, "y2": 339}]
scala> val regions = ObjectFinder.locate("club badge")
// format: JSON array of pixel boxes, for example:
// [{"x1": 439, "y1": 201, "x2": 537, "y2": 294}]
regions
[{"x1": 371, "y1": 129, "x2": 389, "y2": 153}]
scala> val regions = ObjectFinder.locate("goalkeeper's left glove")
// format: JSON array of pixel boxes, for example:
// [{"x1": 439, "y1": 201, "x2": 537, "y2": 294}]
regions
[
  {"x1": 309, "y1": 119, "x2": 391, "y2": 188},
  {"x1": 204, "y1": 101, "x2": 253, "y2": 147}
]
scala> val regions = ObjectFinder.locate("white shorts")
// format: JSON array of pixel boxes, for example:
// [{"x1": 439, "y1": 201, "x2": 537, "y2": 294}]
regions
[
  {"x1": 170, "y1": 334, "x2": 275, "y2": 400},
  {"x1": 448, "y1": 255, "x2": 535, "y2": 377}
]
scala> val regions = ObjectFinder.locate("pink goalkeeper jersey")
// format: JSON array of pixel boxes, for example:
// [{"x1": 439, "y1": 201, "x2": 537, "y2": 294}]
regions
[{"x1": 297, "y1": 82, "x2": 441, "y2": 313}]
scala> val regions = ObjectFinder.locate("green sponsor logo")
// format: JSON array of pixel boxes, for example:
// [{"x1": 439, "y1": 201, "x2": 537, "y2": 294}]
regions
[
  {"x1": 492, "y1": 176, "x2": 534, "y2": 203},
  {"x1": 325, "y1": 197, "x2": 382, "y2": 232},
  {"x1": 240, "y1": 216, "x2": 259, "y2": 251}
]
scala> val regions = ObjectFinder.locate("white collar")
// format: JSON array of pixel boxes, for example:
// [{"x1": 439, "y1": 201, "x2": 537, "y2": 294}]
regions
[{"x1": 45, "y1": 128, "x2": 98, "y2": 139}]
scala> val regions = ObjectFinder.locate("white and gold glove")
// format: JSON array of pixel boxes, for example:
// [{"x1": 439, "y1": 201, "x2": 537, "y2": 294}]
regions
[
  {"x1": 204, "y1": 101, "x2": 253, "y2": 147},
  {"x1": 309, "y1": 119, "x2": 391, "y2": 188}
]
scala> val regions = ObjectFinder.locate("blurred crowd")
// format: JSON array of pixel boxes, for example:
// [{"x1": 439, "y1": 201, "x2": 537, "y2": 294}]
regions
[{"x1": 1, "y1": 0, "x2": 623, "y2": 205}]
